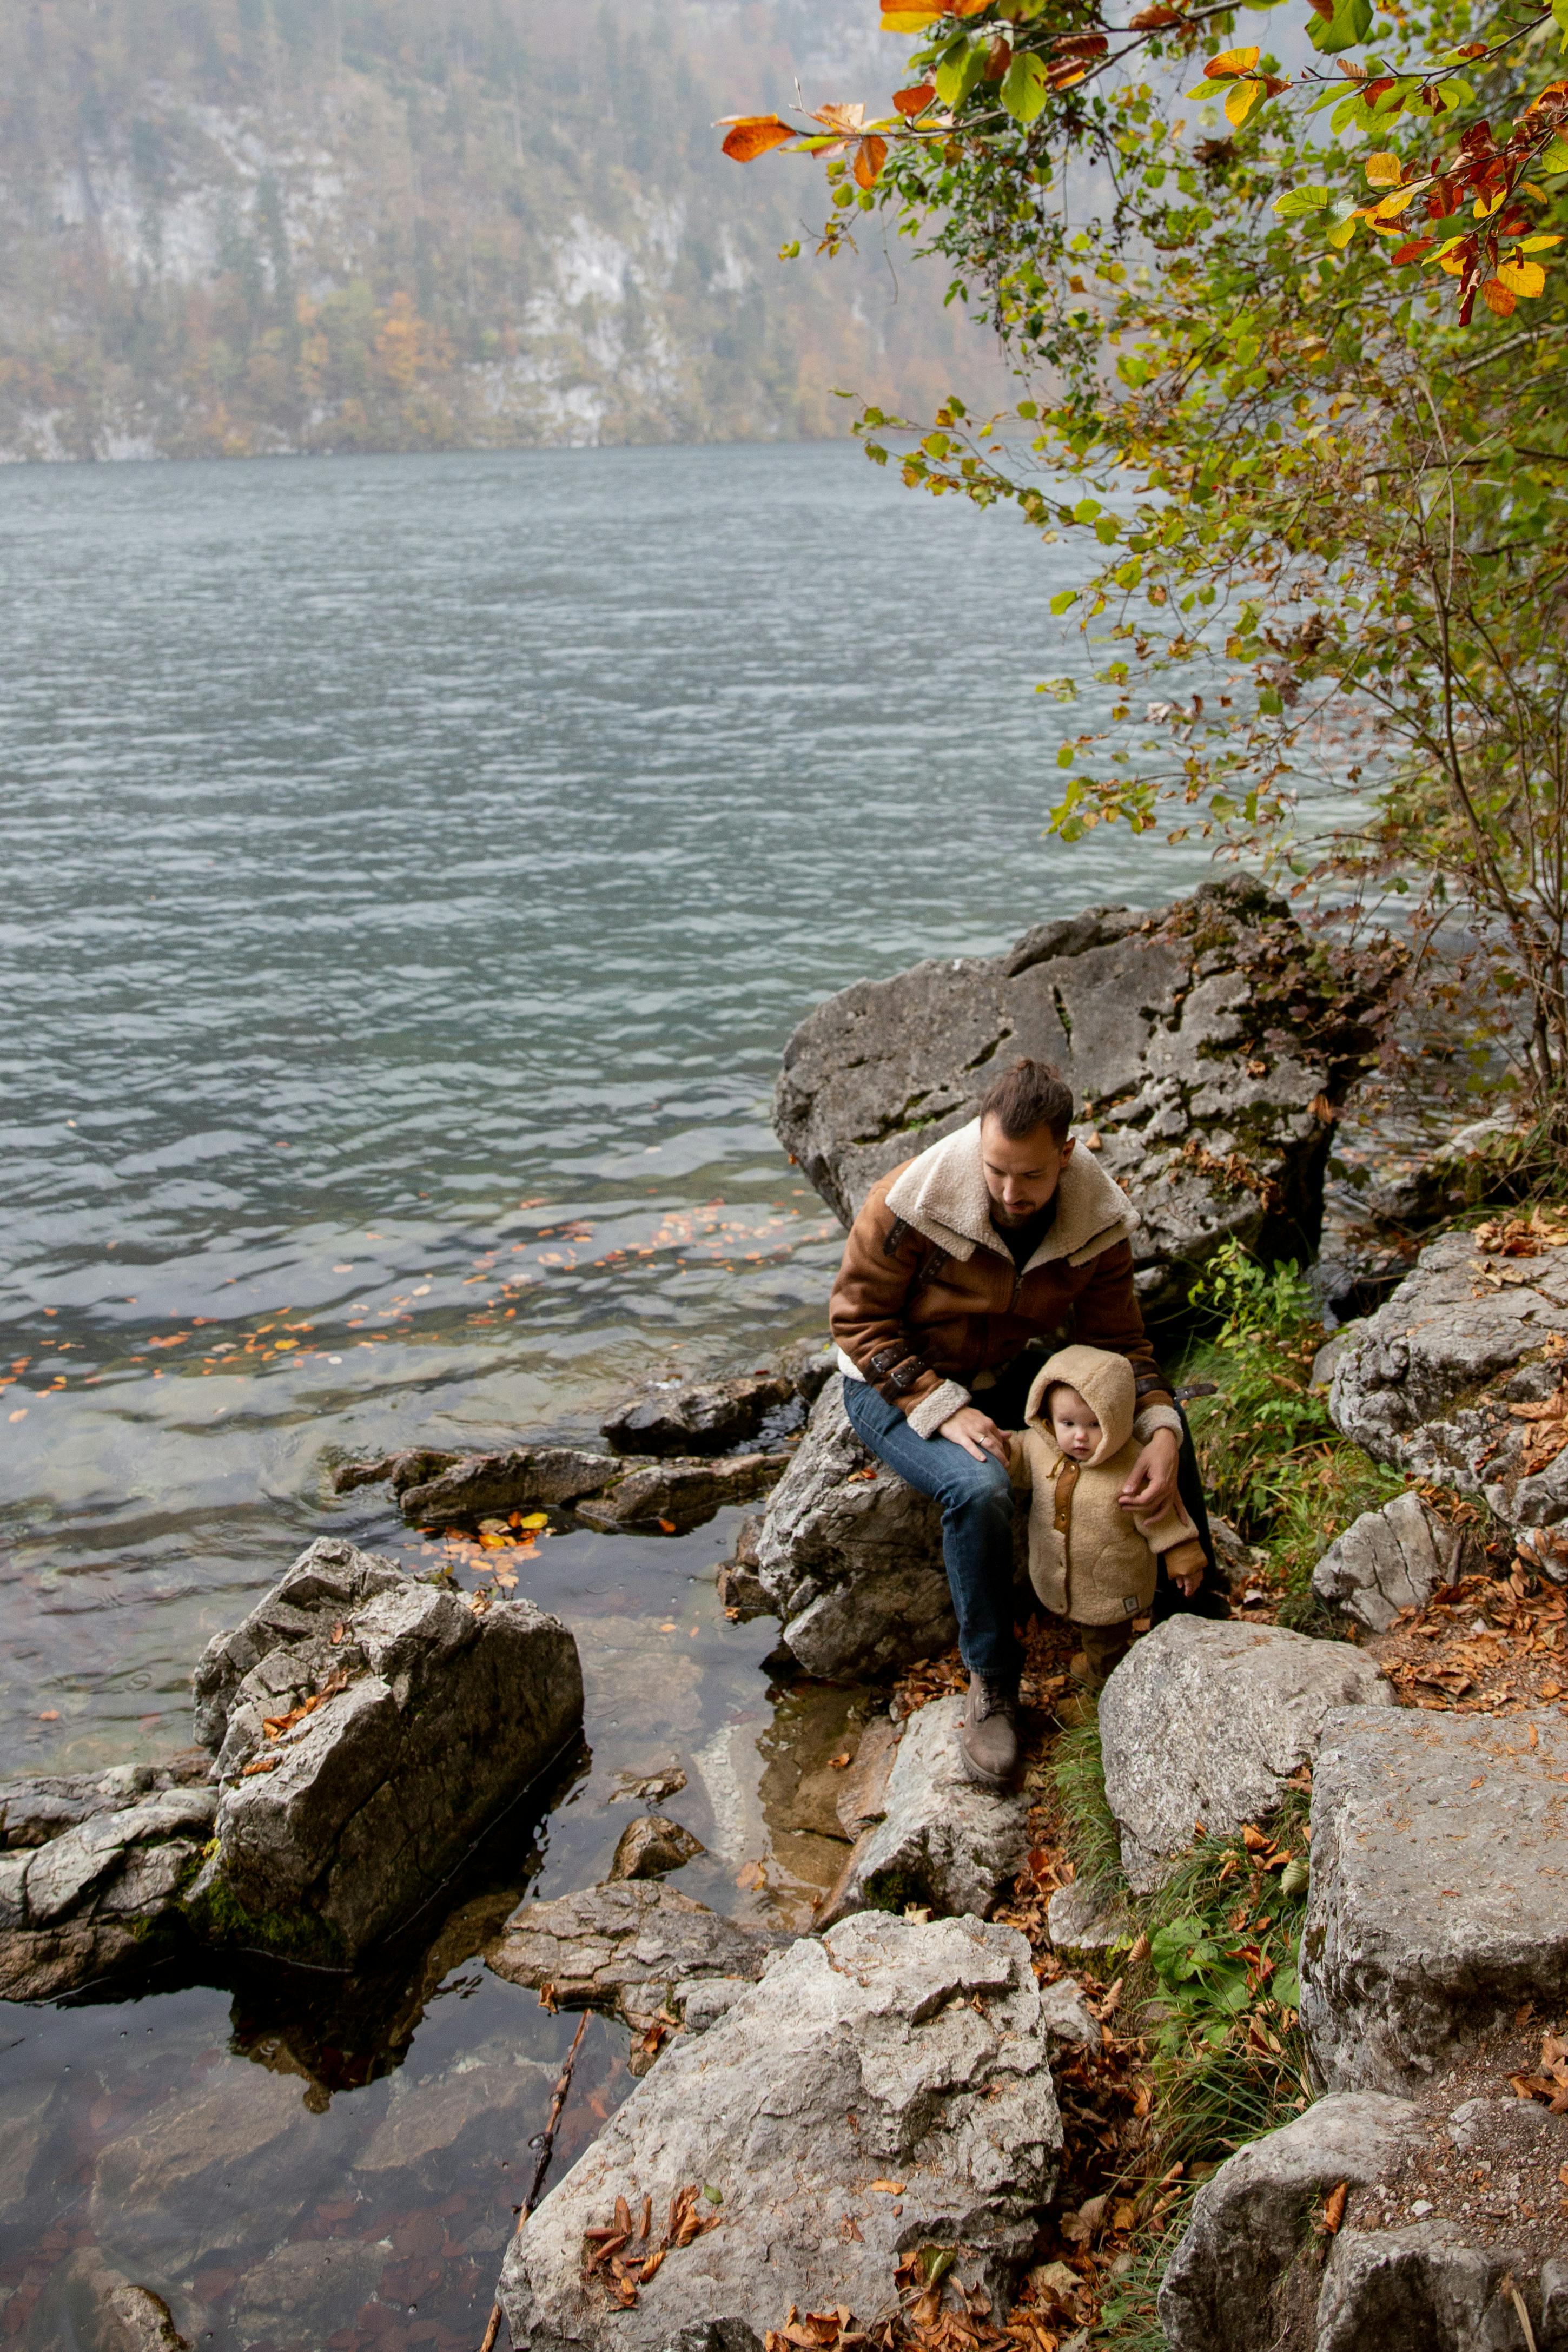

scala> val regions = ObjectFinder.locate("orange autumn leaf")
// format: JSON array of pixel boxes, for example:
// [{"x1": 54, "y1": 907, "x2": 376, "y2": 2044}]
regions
[
  {"x1": 854, "y1": 134, "x2": 888, "y2": 187},
  {"x1": 1481, "y1": 276, "x2": 1517, "y2": 316},
  {"x1": 892, "y1": 83, "x2": 936, "y2": 115},
  {"x1": 720, "y1": 115, "x2": 797, "y2": 163},
  {"x1": 1205, "y1": 44, "x2": 1260, "y2": 77}
]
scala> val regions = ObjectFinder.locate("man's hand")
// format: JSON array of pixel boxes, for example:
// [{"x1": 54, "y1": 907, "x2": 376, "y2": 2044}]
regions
[
  {"x1": 1118, "y1": 1426, "x2": 1180, "y2": 1515},
  {"x1": 938, "y1": 1405, "x2": 1010, "y2": 1465}
]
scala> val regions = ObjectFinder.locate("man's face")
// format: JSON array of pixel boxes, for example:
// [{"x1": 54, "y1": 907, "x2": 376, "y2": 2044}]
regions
[{"x1": 980, "y1": 1115, "x2": 1075, "y2": 1226}]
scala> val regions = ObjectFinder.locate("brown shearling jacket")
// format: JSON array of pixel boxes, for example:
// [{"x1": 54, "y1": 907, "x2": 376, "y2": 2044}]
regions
[{"x1": 829, "y1": 1118, "x2": 1177, "y2": 1443}]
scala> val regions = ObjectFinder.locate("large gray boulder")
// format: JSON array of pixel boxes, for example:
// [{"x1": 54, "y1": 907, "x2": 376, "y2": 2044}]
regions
[
  {"x1": 752, "y1": 1377, "x2": 955, "y2": 1679},
  {"x1": 1301, "y1": 1704, "x2": 1568, "y2": 2092},
  {"x1": 1159, "y1": 2092, "x2": 1423, "y2": 2352},
  {"x1": 824, "y1": 1695, "x2": 1028, "y2": 1924},
  {"x1": 1329, "y1": 1224, "x2": 1568, "y2": 1542},
  {"x1": 775, "y1": 880, "x2": 1383, "y2": 1313},
  {"x1": 486, "y1": 1879, "x2": 788, "y2": 2047},
  {"x1": 498, "y1": 1911, "x2": 1061, "y2": 2350},
  {"x1": 0, "y1": 1759, "x2": 216, "y2": 2001},
  {"x1": 1099, "y1": 1619, "x2": 1394, "y2": 1892},
  {"x1": 188, "y1": 1538, "x2": 583, "y2": 1961},
  {"x1": 1311, "y1": 1489, "x2": 1466, "y2": 1631}
]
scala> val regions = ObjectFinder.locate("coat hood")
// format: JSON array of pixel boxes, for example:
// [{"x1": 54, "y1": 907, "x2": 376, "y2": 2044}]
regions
[
  {"x1": 882, "y1": 1116, "x2": 1138, "y2": 1271},
  {"x1": 1025, "y1": 1343, "x2": 1136, "y2": 1466}
]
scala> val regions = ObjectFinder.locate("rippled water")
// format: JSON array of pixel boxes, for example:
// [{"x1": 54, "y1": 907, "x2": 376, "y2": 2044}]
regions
[{"x1": 0, "y1": 442, "x2": 1218, "y2": 2348}]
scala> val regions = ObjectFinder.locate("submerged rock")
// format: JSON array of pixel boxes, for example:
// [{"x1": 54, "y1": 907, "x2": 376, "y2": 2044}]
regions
[
  {"x1": 607, "y1": 1815, "x2": 705, "y2": 1882},
  {"x1": 774, "y1": 880, "x2": 1385, "y2": 1313},
  {"x1": 189, "y1": 1538, "x2": 583, "y2": 1961},
  {"x1": 498, "y1": 1912, "x2": 1061, "y2": 2350},
  {"x1": 752, "y1": 1378, "x2": 953, "y2": 1680},
  {"x1": 1300, "y1": 1704, "x2": 1568, "y2": 2092},
  {"x1": 823, "y1": 1696, "x2": 1027, "y2": 1925},
  {"x1": 574, "y1": 1452, "x2": 790, "y2": 1534},
  {"x1": 603, "y1": 1371, "x2": 797, "y2": 1457},
  {"x1": 1098, "y1": 1620, "x2": 1393, "y2": 1892},
  {"x1": 398, "y1": 1446, "x2": 628, "y2": 1527},
  {"x1": 1311, "y1": 1489, "x2": 1467, "y2": 1632},
  {"x1": 1328, "y1": 1224, "x2": 1568, "y2": 1541},
  {"x1": 486, "y1": 1879, "x2": 786, "y2": 2046},
  {"x1": 17, "y1": 2245, "x2": 195, "y2": 2352}
]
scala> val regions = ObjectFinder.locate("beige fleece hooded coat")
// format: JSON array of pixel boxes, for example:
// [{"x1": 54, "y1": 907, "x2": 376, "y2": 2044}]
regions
[{"x1": 1008, "y1": 1343, "x2": 1207, "y2": 1626}]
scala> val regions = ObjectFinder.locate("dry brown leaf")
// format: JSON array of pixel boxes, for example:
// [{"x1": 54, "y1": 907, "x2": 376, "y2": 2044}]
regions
[{"x1": 1323, "y1": 2181, "x2": 1348, "y2": 2233}]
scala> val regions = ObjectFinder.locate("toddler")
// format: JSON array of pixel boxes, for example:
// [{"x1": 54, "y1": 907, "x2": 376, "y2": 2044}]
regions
[{"x1": 1009, "y1": 1342, "x2": 1207, "y2": 1709}]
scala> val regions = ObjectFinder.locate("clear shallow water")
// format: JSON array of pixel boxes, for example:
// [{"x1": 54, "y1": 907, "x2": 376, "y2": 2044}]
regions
[{"x1": 0, "y1": 441, "x2": 1218, "y2": 2347}]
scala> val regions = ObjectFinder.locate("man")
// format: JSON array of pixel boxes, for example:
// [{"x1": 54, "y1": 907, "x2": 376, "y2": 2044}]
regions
[{"x1": 830, "y1": 1055, "x2": 1201, "y2": 1788}]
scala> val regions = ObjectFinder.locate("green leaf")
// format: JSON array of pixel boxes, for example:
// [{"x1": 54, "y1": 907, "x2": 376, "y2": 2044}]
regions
[
  {"x1": 1057, "y1": 744, "x2": 1076, "y2": 768},
  {"x1": 934, "y1": 38, "x2": 987, "y2": 110},
  {"x1": 1000, "y1": 52, "x2": 1051, "y2": 124},
  {"x1": 1543, "y1": 136, "x2": 1568, "y2": 172},
  {"x1": 1274, "y1": 184, "x2": 1331, "y2": 217},
  {"x1": 1050, "y1": 589, "x2": 1079, "y2": 615},
  {"x1": 1555, "y1": 0, "x2": 1568, "y2": 48},
  {"x1": 1309, "y1": 0, "x2": 1373, "y2": 56},
  {"x1": 1273, "y1": 1967, "x2": 1301, "y2": 2009}
]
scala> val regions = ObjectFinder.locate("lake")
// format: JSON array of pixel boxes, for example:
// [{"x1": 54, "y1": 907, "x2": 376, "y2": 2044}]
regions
[{"x1": 0, "y1": 441, "x2": 1217, "y2": 2349}]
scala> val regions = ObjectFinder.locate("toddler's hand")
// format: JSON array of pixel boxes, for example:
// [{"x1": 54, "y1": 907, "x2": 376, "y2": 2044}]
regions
[{"x1": 1171, "y1": 1563, "x2": 1204, "y2": 1598}]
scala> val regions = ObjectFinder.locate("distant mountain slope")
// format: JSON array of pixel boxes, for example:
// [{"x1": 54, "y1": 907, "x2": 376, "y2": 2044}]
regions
[{"x1": 0, "y1": 0, "x2": 1007, "y2": 460}]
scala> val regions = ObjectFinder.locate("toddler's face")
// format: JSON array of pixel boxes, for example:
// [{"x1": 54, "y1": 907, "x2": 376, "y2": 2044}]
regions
[{"x1": 1049, "y1": 1384, "x2": 1102, "y2": 1461}]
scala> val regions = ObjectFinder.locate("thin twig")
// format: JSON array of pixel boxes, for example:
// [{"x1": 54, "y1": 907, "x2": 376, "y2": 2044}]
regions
[{"x1": 477, "y1": 2010, "x2": 592, "y2": 2352}]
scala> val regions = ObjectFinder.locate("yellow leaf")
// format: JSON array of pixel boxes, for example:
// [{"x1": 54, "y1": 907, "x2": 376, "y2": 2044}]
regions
[
  {"x1": 1473, "y1": 186, "x2": 1506, "y2": 218},
  {"x1": 1521, "y1": 233, "x2": 1564, "y2": 250},
  {"x1": 1371, "y1": 187, "x2": 1416, "y2": 219},
  {"x1": 1326, "y1": 210, "x2": 1364, "y2": 249},
  {"x1": 1364, "y1": 151, "x2": 1404, "y2": 186},
  {"x1": 518, "y1": 1511, "x2": 550, "y2": 1529},
  {"x1": 1226, "y1": 78, "x2": 1261, "y2": 124},
  {"x1": 1205, "y1": 43, "x2": 1261, "y2": 76},
  {"x1": 1497, "y1": 258, "x2": 1546, "y2": 295},
  {"x1": 880, "y1": 6, "x2": 942, "y2": 25}
]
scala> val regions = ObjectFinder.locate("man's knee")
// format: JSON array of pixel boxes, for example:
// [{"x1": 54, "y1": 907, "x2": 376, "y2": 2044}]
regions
[{"x1": 937, "y1": 1450, "x2": 1014, "y2": 1516}]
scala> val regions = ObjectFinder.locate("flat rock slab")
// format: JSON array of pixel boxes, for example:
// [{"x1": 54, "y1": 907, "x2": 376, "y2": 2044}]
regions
[
  {"x1": 753, "y1": 1378, "x2": 954, "y2": 1680},
  {"x1": 486, "y1": 1880, "x2": 788, "y2": 2046},
  {"x1": 1099, "y1": 1620, "x2": 1394, "y2": 1892},
  {"x1": 1329, "y1": 1226, "x2": 1568, "y2": 1541},
  {"x1": 1301, "y1": 1705, "x2": 1568, "y2": 2092},
  {"x1": 774, "y1": 880, "x2": 1382, "y2": 1313},
  {"x1": 189, "y1": 1538, "x2": 583, "y2": 1960},
  {"x1": 574, "y1": 1453, "x2": 790, "y2": 1535},
  {"x1": 1311, "y1": 1490, "x2": 1466, "y2": 1633},
  {"x1": 825, "y1": 1696, "x2": 1027, "y2": 1924},
  {"x1": 399, "y1": 1446, "x2": 630, "y2": 1527},
  {"x1": 607, "y1": 1816, "x2": 705, "y2": 1882},
  {"x1": 603, "y1": 1372, "x2": 797, "y2": 1457},
  {"x1": 498, "y1": 1912, "x2": 1062, "y2": 2350}
]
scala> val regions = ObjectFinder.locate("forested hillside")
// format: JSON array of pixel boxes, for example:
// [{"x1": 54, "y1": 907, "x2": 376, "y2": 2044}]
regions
[{"x1": 0, "y1": 0, "x2": 1005, "y2": 459}]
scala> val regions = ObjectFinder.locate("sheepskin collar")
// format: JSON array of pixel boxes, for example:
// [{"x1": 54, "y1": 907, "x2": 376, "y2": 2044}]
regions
[{"x1": 883, "y1": 1116, "x2": 1138, "y2": 1273}]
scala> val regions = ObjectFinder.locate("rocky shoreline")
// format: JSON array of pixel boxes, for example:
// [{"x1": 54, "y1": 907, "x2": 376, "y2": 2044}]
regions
[{"x1": 8, "y1": 879, "x2": 1565, "y2": 2350}]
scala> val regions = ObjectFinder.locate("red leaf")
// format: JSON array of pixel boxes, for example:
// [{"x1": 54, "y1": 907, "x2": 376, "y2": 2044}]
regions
[
  {"x1": 1391, "y1": 237, "x2": 1435, "y2": 263},
  {"x1": 720, "y1": 116, "x2": 797, "y2": 163},
  {"x1": 892, "y1": 83, "x2": 936, "y2": 115},
  {"x1": 854, "y1": 134, "x2": 889, "y2": 187}
]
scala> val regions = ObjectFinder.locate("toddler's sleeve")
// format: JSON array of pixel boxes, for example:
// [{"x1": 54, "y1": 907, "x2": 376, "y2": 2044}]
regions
[
  {"x1": 1134, "y1": 1495, "x2": 1207, "y2": 1582},
  {"x1": 1005, "y1": 1431, "x2": 1033, "y2": 1490}
]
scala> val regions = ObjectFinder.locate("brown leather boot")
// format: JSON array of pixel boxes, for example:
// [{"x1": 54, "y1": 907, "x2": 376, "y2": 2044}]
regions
[{"x1": 960, "y1": 1673, "x2": 1020, "y2": 1789}]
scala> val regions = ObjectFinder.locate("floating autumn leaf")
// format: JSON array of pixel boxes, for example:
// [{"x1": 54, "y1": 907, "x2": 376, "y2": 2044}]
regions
[
  {"x1": 719, "y1": 115, "x2": 797, "y2": 162},
  {"x1": 892, "y1": 82, "x2": 936, "y2": 115},
  {"x1": 854, "y1": 134, "x2": 889, "y2": 188}
]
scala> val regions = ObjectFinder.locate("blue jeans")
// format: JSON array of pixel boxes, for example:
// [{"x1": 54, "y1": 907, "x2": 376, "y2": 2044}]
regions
[{"x1": 842, "y1": 1376, "x2": 1023, "y2": 1683}]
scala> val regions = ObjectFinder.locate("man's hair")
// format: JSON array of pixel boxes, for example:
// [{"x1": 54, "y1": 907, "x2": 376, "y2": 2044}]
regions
[{"x1": 977, "y1": 1056, "x2": 1075, "y2": 1146}]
